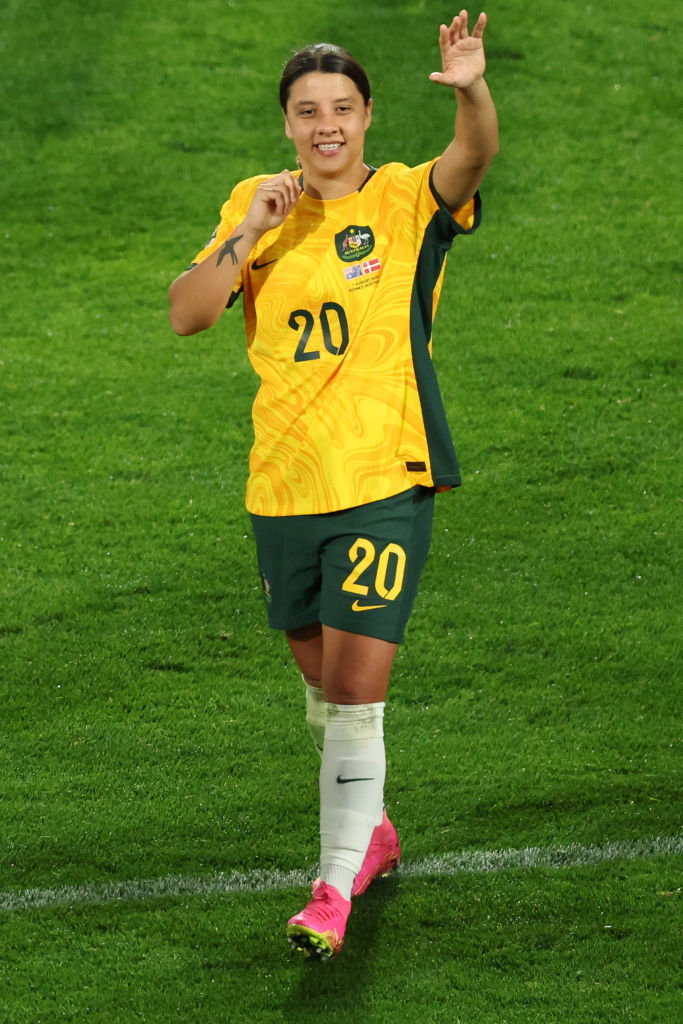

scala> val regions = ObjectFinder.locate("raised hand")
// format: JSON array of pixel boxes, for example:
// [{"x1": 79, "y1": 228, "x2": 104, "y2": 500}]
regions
[
  {"x1": 244, "y1": 169, "x2": 302, "y2": 235},
  {"x1": 429, "y1": 10, "x2": 487, "y2": 90}
]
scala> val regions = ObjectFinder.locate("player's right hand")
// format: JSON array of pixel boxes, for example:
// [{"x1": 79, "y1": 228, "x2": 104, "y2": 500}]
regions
[{"x1": 244, "y1": 169, "x2": 302, "y2": 234}]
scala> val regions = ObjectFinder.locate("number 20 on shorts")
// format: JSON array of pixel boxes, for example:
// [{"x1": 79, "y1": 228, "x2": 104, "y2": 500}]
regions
[{"x1": 342, "y1": 538, "x2": 407, "y2": 601}]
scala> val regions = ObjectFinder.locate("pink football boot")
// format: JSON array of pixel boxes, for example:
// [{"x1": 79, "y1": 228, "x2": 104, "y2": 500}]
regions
[
  {"x1": 286, "y1": 879, "x2": 352, "y2": 960},
  {"x1": 352, "y1": 810, "x2": 401, "y2": 897}
]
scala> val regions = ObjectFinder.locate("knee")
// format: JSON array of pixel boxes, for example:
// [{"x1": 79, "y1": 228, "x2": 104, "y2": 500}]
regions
[{"x1": 323, "y1": 675, "x2": 386, "y2": 706}]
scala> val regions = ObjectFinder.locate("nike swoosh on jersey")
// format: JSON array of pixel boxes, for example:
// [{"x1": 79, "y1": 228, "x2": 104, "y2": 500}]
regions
[
  {"x1": 351, "y1": 600, "x2": 388, "y2": 612},
  {"x1": 252, "y1": 257, "x2": 278, "y2": 270},
  {"x1": 336, "y1": 775, "x2": 375, "y2": 785}
]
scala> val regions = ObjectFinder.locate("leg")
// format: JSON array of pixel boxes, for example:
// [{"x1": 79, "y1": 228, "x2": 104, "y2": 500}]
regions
[
  {"x1": 316, "y1": 628, "x2": 396, "y2": 900},
  {"x1": 287, "y1": 627, "x2": 399, "y2": 958},
  {"x1": 287, "y1": 623, "x2": 325, "y2": 757},
  {"x1": 321, "y1": 625, "x2": 397, "y2": 704},
  {"x1": 287, "y1": 624, "x2": 398, "y2": 898},
  {"x1": 286, "y1": 621, "x2": 323, "y2": 686}
]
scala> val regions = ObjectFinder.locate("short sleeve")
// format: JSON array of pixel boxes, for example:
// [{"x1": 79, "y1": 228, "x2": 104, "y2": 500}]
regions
[{"x1": 186, "y1": 176, "x2": 267, "y2": 304}]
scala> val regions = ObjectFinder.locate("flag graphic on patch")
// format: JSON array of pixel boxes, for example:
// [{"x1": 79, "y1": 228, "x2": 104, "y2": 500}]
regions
[
  {"x1": 344, "y1": 258, "x2": 382, "y2": 281},
  {"x1": 361, "y1": 258, "x2": 381, "y2": 274}
]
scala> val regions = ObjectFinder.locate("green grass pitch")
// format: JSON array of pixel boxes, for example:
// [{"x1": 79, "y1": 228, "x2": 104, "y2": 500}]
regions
[{"x1": 1, "y1": 0, "x2": 680, "y2": 1021}]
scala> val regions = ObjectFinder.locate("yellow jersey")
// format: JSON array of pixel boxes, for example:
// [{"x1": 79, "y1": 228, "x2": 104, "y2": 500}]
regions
[{"x1": 192, "y1": 159, "x2": 480, "y2": 516}]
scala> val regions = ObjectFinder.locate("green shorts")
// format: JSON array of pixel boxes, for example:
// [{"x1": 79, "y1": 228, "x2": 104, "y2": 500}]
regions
[{"x1": 250, "y1": 486, "x2": 435, "y2": 644}]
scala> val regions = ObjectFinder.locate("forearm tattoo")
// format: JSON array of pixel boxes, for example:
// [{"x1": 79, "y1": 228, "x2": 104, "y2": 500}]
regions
[{"x1": 216, "y1": 233, "x2": 244, "y2": 267}]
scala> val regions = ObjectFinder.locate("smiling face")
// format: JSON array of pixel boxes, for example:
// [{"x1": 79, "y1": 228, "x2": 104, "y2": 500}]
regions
[{"x1": 284, "y1": 72, "x2": 373, "y2": 199}]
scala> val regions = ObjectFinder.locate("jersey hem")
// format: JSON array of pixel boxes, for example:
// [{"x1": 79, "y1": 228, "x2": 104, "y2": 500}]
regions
[{"x1": 247, "y1": 482, "x2": 434, "y2": 519}]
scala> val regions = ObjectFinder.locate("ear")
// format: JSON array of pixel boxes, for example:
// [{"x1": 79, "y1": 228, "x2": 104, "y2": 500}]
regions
[
  {"x1": 364, "y1": 98, "x2": 373, "y2": 131},
  {"x1": 283, "y1": 109, "x2": 293, "y2": 140}
]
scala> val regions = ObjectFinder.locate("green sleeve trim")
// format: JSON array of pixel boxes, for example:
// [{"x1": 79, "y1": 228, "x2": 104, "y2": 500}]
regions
[
  {"x1": 409, "y1": 180, "x2": 482, "y2": 487},
  {"x1": 429, "y1": 165, "x2": 483, "y2": 235}
]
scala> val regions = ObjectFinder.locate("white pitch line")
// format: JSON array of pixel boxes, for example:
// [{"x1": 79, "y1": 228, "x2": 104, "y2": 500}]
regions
[{"x1": 1, "y1": 834, "x2": 681, "y2": 914}]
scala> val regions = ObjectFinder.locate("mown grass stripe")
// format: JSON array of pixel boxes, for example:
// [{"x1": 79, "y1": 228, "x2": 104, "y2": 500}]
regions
[{"x1": 2, "y1": 834, "x2": 680, "y2": 913}]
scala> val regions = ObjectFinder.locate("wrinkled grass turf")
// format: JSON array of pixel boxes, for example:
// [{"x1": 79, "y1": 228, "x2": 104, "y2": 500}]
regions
[{"x1": 1, "y1": 0, "x2": 681, "y2": 1021}]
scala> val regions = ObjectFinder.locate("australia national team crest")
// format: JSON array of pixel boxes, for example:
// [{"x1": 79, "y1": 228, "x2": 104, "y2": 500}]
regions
[{"x1": 335, "y1": 225, "x2": 375, "y2": 263}]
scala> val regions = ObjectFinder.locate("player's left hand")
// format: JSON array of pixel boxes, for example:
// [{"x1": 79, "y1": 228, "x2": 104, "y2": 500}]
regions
[{"x1": 429, "y1": 10, "x2": 487, "y2": 90}]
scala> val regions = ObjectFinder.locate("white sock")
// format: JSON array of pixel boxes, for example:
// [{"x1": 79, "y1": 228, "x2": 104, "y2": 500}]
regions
[
  {"x1": 304, "y1": 681, "x2": 326, "y2": 758},
  {"x1": 319, "y1": 702, "x2": 386, "y2": 900}
]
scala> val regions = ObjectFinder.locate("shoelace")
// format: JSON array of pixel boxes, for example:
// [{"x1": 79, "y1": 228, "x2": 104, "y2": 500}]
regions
[{"x1": 306, "y1": 885, "x2": 347, "y2": 922}]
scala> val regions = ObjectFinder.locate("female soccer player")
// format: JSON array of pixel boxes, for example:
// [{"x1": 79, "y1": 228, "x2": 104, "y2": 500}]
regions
[{"x1": 169, "y1": 10, "x2": 498, "y2": 959}]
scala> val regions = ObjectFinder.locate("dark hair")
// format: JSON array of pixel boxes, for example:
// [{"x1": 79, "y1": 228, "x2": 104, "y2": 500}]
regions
[{"x1": 279, "y1": 43, "x2": 371, "y2": 110}]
